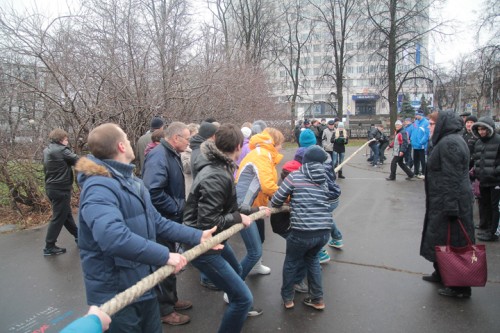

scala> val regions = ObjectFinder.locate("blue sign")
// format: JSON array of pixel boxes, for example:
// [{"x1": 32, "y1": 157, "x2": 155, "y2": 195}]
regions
[{"x1": 352, "y1": 94, "x2": 380, "y2": 101}]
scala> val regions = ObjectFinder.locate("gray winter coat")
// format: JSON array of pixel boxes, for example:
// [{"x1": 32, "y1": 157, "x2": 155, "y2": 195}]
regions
[{"x1": 419, "y1": 110, "x2": 475, "y2": 262}]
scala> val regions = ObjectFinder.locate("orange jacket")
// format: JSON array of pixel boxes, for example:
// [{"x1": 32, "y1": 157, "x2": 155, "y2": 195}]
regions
[{"x1": 235, "y1": 132, "x2": 283, "y2": 207}]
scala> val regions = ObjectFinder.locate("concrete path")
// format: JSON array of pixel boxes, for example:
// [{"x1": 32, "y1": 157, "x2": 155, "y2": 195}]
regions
[{"x1": 1, "y1": 145, "x2": 499, "y2": 333}]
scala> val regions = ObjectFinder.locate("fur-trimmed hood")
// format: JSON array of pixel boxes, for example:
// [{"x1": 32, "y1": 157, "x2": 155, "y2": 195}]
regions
[
  {"x1": 471, "y1": 116, "x2": 495, "y2": 140},
  {"x1": 75, "y1": 156, "x2": 111, "y2": 178},
  {"x1": 199, "y1": 140, "x2": 237, "y2": 174}
]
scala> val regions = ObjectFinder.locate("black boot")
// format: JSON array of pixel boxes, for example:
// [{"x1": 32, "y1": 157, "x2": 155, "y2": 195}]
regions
[{"x1": 338, "y1": 170, "x2": 345, "y2": 179}]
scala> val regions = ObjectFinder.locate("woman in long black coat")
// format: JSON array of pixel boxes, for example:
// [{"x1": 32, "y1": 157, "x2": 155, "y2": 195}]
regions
[{"x1": 420, "y1": 110, "x2": 475, "y2": 298}]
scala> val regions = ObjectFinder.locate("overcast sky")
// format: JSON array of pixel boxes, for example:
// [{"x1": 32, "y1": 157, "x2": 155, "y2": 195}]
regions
[{"x1": 0, "y1": 0, "x2": 487, "y2": 68}]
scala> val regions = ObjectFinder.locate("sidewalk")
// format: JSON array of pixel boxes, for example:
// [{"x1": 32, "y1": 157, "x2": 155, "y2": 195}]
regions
[{"x1": 1, "y1": 145, "x2": 498, "y2": 333}]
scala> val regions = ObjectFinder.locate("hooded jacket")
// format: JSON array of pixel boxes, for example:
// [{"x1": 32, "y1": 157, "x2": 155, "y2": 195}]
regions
[
  {"x1": 471, "y1": 116, "x2": 500, "y2": 187},
  {"x1": 420, "y1": 110, "x2": 474, "y2": 262},
  {"x1": 271, "y1": 162, "x2": 334, "y2": 233},
  {"x1": 189, "y1": 134, "x2": 207, "y2": 179},
  {"x1": 43, "y1": 142, "x2": 79, "y2": 190},
  {"x1": 75, "y1": 156, "x2": 201, "y2": 305},
  {"x1": 183, "y1": 141, "x2": 257, "y2": 243},
  {"x1": 390, "y1": 126, "x2": 410, "y2": 157},
  {"x1": 235, "y1": 131, "x2": 283, "y2": 207},
  {"x1": 142, "y1": 139, "x2": 185, "y2": 221}
]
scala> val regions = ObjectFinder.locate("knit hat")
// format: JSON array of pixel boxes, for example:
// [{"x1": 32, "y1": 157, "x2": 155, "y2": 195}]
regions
[
  {"x1": 199, "y1": 121, "x2": 218, "y2": 139},
  {"x1": 241, "y1": 127, "x2": 252, "y2": 139},
  {"x1": 465, "y1": 115, "x2": 477, "y2": 123},
  {"x1": 303, "y1": 119, "x2": 311, "y2": 125},
  {"x1": 395, "y1": 120, "x2": 403, "y2": 126},
  {"x1": 338, "y1": 122, "x2": 345, "y2": 129},
  {"x1": 299, "y1": 129, "x2": 316, "y2": 147},
  {"x1": 294, "y1": 147, "x2": 307, "y2": 164},
  {"x1": 252, "y1": 120, "x2": 268, "y2": 135},
  {"x1": 404, "y1": 118, "x2": 412, "y2": 122},
  {"x1": 150, "y1": 117, "x2": 164, "y2": 130},
  {"x1": 327, "y1": 119, "x2": 335, "y2": 125},
  {"x1": 415, "y1": 112, "x2": 424, "y2": 117},
  {"x1": 303, "y1": 146, "x2": 328, "y2": 164}
]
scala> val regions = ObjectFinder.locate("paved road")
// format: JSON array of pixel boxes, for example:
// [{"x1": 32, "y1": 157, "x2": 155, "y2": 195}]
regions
[{"x1": 1, "y1": 146, "x2": 499, "y2": 333}]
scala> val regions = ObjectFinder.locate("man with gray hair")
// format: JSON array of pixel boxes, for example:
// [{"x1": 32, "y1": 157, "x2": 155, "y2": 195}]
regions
[{"x1": 143, "y1": 121, "x2": 193, "y2": 326}]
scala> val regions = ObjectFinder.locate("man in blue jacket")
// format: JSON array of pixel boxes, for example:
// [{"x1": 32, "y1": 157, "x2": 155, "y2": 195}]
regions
[
  {"x1": 409, "y1": 112, "x2": 430, "y2": 179},
  {"x1": 142, "y1": 121, "x2": 193, "y2": 326},
  {"x1": 75, "y1": 123, "x2": 217, "y2": 333}
]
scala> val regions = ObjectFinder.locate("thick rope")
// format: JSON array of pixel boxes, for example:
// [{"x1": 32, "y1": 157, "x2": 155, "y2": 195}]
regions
[
  {"x1": 334, "y1": 139, "x2": 375, "y2": 173},
  {"x1": 99, "y1": 206, "x2": 290, "y2": 316}
]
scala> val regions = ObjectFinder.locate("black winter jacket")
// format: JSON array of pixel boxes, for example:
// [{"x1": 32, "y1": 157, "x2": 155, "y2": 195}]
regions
[
  {"x1": 462, "y1": 131, "x2": 477, "y2": 169},
  {"x1": 43, "y1": 142, "x2": 79, "y2": 190},
  {"x1": 420, "y1": 110, "x2": 475, "y2": 262},
  {"x1": 471, "y1": 116, "x2": 500, "y2": 187},
  {"x1": 189, "y1": 134, "x2": 207, "y2": 179},
  {"x1": 183, "y1": 141, "x2": 257, "y2": 243}
]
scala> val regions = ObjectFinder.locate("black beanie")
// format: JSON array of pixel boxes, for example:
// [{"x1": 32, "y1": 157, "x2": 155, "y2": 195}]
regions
[
  {"x1": 465, "y1": 115, "x2": 477, "y2": 123},
  {"x1": 150, "y1": 117, "x2": 164, "y2": 130},
  {"x1": 198, "y1": 121, "x2": 218, "y2": 139},
  {"x1": 303, "y1": 146, "x2": 327, "y2": 164}
]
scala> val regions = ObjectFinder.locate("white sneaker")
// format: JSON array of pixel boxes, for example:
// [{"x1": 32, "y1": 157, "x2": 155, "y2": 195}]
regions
[
  {"x1": 250, "y1": 259, "x2": 271, "y2": 275},
  {"x1": 416, "y1": 174, "x2": 425, "y2": 179},
  {"x1": 223, "y1": 293, "x2": 229, "y2": 304}
]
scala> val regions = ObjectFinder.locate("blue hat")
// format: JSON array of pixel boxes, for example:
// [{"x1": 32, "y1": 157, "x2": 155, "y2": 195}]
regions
[
  {"x1": 303, "y1": 146, "x2": 328, "y2": 164},
  {"x1": 415, "y1": 112, "x2": 424, "y2": 117},
  {"x1": 299, "y1": 129, "x2": 316, "y2": 147},
  {"x1": 294, "y1": 147, "x2": 307, "y2": 163}
]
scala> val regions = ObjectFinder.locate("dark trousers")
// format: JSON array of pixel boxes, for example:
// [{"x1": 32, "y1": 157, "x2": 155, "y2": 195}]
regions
[
  {"x1": 389, "y1": 156, "x2": 414, "y2": 179},
  {"x1": 379, "y1": 142, "x2": 389, "y2": 162},
  {"x1": 155, "y1": 238, "x2": 178, "y2": 316},
  {"x1": 478, "y1": 186, "x2": 500, "y2": 234},
  {"x1": 45, "y1": 188, "x2": 78, "y2": 247},
  {"x1": 255, "y1": 218, "x2": 265, "y2": 243},
  {"x1": 108, "y1": 298, "x2": 162, "y2": 333},
  {"x1": 404, "y1": 146, "x2": 413, "y2": 167},
  {"x1": 413, "y1": 149, "x2": 426, "y2": 175}
]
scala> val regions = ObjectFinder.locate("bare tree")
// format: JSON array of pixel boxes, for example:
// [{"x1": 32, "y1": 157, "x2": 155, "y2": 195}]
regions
[
  {"x1": 365, "y1": 0, "x2": 446, "y2": 130},
  {"x1": 310, "y1": 0, "x2": 362, "y2": 118},
  {"x1": 272, "y1": 0, "x2": 315, "y2": 128}
]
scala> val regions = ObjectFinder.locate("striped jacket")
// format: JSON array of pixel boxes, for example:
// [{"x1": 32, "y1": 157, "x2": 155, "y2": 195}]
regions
[{"x1": 271, "y1": 162, "x2": 334, "y2": 232}]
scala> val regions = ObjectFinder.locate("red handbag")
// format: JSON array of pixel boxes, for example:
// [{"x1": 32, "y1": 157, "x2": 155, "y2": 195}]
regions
[{"x1": 435, "y1": 219, "x2": 487, "y2": 287}]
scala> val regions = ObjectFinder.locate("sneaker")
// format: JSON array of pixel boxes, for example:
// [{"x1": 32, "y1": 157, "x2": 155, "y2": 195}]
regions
[
  {"x1": 328, "y1": 239, "x2": 344, "y2": 249},
  {"x1": 200, "y1": 279, "x2": 221, "y2": 291},
  {"x1": 405, "y1": 176, "x2": 415, "y2": 181},
  {"x1": 247, "y1": 307, "x2": 263, "y2": 317},
  {"x1": 294, "y1": 281, "x2": 308, "y2": 293},
  {"x1": 161, "y1": 311, "x2": 190, "y2": 325},
  {"x1": 416, "y1": 174, "x2": 425, "y2": 179},
  {"x1": 318, "y1": 249, "x2": 330, "y2": 264},
  {"x1": 43, "y1": 246, "x2": 67, "y2": 256},
  {"x1": 371, "y1": 164, "x2": 378, "y2": 168},
  {"x1": 250, "y1": 260, "x2": 271, "y2": 275},
  {"x1": 303, "y1": 297, "x2": 325, "y2": 310},
  {"x1": 284, "y1": 300, "x2": 294, "y2": 309},
  {"x1": 386, "y1": 177, "x2": 395, "y2": 181},
  {"x1": 223, "y1": 293, "x2": 229, "y2": 304}
]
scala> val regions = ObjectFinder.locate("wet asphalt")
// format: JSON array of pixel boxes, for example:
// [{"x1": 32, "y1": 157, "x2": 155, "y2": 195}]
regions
[{"x1": 1, "y1": 145, "x2": 499, "y2": 333}]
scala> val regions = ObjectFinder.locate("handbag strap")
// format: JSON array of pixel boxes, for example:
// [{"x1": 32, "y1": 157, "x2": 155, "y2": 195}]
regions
[{"x1": 447, "y1": 218, "x2": 473, "y2": 246}]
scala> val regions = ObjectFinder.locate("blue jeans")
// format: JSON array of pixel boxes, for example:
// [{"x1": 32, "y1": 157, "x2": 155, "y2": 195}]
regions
[
  {"x1": 191, "y1": 244, "x2": 252, "y2": 333},
  {"x1": 239, "y1": 222, "x2": 262, "y2": 280},
  {"x1": 370, "y1": 143, "x2": 380, "y2": 165},
  {"x1": 332, "y1": 152, "x2": 345, "y2": 169},
  {"x1": 281, "y1": 231, "x2": 330, "y2": 302},
  {"x1": 329, "y1": 200, "x2": 342, "y2": 240}
]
